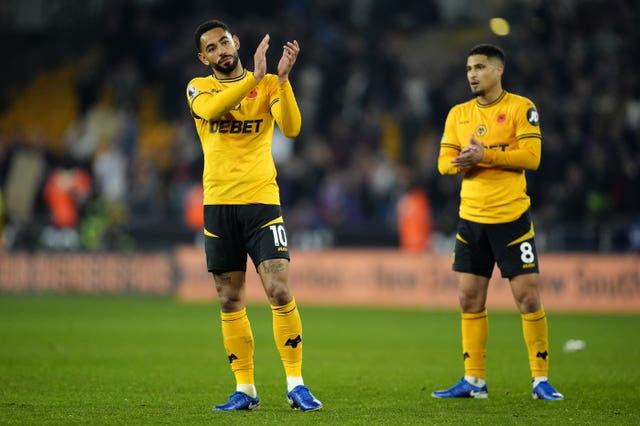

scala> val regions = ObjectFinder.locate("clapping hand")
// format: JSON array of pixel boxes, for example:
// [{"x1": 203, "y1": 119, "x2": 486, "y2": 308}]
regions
[
  {"x1": 452, "y1": 135, "x2": 484, "y2": 171},
  {"x1": 277, "y1": 40, "x2": 300, "y2": 83},
  {"x1": 253, "y1": 34, "x2": 270, "y2": 82}
]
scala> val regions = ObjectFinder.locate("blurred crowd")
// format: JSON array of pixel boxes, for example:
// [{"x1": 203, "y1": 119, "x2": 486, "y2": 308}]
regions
[{"x1": 0, "y1": 0, "x2": 638, "y2": 252}]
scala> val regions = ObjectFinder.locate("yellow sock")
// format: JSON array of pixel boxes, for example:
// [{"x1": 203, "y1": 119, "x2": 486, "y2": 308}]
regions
[
  {"x1": 220, "y1": 308, "x2": 254, "y2": 385},
  {"x1": 522, "y1": 308, "x2": 549, "y2": 377},
  {"x1": 271, "y1": 298, "x2": 303, "y2": 377},
  {"x1": 461, "y1": 309, "x2": 488, "y2": 378}
]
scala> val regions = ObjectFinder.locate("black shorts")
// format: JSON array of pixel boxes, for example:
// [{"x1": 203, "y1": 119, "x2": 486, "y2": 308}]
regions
[
  {"x1": 203, "y1": 204, "x2": 290, "y2": 273},
  {"x1": 452, "y1": 210, "x2": 539, "y2": 278}
]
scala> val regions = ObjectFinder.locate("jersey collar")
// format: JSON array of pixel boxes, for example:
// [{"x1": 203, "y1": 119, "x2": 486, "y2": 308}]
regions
[
  {"x1": 476, "y1": 90, "x2": 507, "y2": 108},
  {"x1": 213, "y1": 68, "x2": 248, "y2": 83}
]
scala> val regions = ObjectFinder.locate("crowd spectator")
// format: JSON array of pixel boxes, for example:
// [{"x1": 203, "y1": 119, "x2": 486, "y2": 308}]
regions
[{"x1": 0, "y1": 0, "x2": 638, "y2": 252}]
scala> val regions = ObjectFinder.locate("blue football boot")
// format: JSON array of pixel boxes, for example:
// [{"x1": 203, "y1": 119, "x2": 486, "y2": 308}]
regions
[
  {"x1": 532, "y1": 381, "x2": 564, "y2": 400},
  {"x1": 432, "y1": 377, "x2": 489, "y2": 399},
  {"x1": 213, "y1": 391, "x2": 260, "y2": 411},
  {"x1": 287, "y1": 385, "x2": 323, "y2": 411}
]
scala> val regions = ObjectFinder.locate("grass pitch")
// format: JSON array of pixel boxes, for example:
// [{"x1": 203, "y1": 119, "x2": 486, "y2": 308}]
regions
[{"x1": 1, "y1": 294, "x2": 639, "y2": 425}]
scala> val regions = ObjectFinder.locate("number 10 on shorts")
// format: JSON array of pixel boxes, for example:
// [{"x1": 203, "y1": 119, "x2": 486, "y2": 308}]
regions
[{"x1": 269, "y1": 224, "x2": 288, "y2": 247}]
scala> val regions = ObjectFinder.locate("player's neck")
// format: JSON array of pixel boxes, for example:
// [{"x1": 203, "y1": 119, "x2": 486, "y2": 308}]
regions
[
  {"x1": 213, "y1": 64, "x2": 245, "y2": 80},
  {"x1": 477, "y1": 86, "x2": 503, "y2": 105}
]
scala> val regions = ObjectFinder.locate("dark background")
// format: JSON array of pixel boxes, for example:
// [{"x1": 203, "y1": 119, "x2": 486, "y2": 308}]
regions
[{"x1": 0, "y1": 0, "x2": 638, "y2": 253}]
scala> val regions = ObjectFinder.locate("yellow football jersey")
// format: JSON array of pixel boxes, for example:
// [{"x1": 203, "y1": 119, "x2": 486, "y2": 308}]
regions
[
  {"x1": 438, "y1": 91, "x2": 541, "y2": 223},
  {"x1": 186, "y1": 69, "x2": 301, "y2": 205}
]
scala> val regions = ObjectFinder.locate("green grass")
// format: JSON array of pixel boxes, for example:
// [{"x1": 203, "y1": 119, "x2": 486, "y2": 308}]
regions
[{"x1": 1, "y1": 295, "x2": 639, "y2": 425}]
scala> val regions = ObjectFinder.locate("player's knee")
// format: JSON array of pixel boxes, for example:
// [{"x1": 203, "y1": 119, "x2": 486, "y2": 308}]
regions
[
  {"x1": 214, "y1": 284, "x2": 244, "y2": 308},
  {"x1": 511, "y1": 275, "x2": 542, "y2": 313},
  {"x1": 459, "y1": 297, "x2": 485, "y2": 312},
  {"x1": 516, "y1": 294, "x2": 541, "y2": 313},
  {"x1": 264, "y1": 281, "x2": 292, "y2": 306},
  {"x1": 458, "y1": 289, "x2": 485, "y2": 312}
]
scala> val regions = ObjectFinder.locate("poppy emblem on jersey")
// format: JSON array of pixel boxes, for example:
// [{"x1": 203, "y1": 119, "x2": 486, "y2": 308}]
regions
[
  {"x1": 497, "y1": 113, "x2": 506, "y2": 123},
  {"x1": 247, "y1": 88, "x2": 258, "y2": 99},
  {"x1": 475, "y1": 124, "x2": 487, "y2": 137}
]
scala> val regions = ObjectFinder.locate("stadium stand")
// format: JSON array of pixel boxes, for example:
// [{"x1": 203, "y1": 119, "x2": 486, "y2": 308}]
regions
[{"x1": 0, "y1": 0, "x2": 638, "y2": 252}]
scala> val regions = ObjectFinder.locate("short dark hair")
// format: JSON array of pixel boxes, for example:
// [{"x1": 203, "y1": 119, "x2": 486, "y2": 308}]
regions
[
  {"x1": 194, "y1": 19, "x2": 230, "y2": 52},
  {"x1": 468, "y1": 44, "x2": 505, "y2": 65}
]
